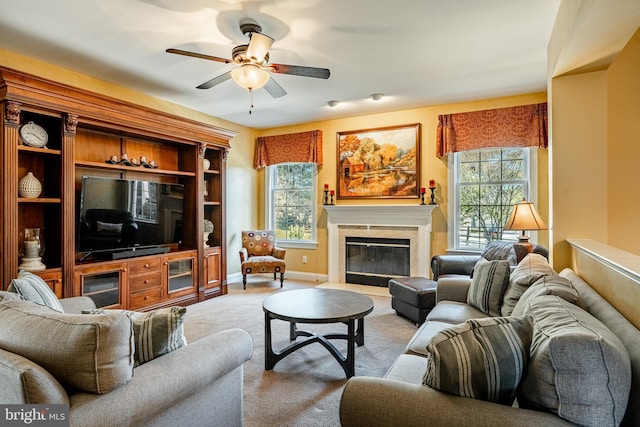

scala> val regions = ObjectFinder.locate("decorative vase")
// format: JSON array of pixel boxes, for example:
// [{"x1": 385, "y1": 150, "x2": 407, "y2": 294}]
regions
[
  {"x1": 18, "y1": 172, "x2": 42, "y2": 198},
  {"x1": 203, "y1": 158, "x2": 211, "y2": 170}
]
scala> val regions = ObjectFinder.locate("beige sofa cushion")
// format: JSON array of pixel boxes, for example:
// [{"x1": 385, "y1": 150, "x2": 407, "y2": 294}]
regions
[
  {"x1": 0, "y1": 347, "x2": 69, "y2": 404},
  {"x1": 511, "y1": 275, "x2": 582, "y2": 317},
  {"x1": 501, "y1": 253, "x2": 554, "y2": 316},
  {"x1": 423, "y1": 316, "x2": 533, "y2": 405},
  {"x1": 0, "y1": 300, "x2": 134, "y2": 394},
  {"x1": 518, "y1": 295, "x2": 631, "y2": 427}
]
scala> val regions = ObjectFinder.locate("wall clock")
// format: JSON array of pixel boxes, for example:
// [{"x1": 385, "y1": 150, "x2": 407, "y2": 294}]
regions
[{"x1": 19, "y1": 121, "x2": 48, "y2": 148}]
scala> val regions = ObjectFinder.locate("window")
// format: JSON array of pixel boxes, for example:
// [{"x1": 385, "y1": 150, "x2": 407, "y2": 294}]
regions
[
  {"x1": 450, "y1": 148, "x2": 536, "y2": 251},
  {"x1": 267, "y1": 163, "x2": 317, "y2": 248}
]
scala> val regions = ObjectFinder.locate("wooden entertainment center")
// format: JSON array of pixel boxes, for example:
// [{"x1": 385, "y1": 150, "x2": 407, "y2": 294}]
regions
[{"x1": 0, "y1": 67, "x2": 235, "y2": 310}]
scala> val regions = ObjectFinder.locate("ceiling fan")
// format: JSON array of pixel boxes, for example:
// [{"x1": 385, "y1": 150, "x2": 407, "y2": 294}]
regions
[{"x1": 166, "y1": 18, "x2": 330, "y2": 98}]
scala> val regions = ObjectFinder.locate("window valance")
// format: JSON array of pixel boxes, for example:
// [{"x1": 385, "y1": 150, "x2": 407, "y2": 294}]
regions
[
  {"x1": 254, "y1": 130, "x2": 323, "y2": 169},
  {"x1": 436, "y1": 103, "x2": 548, "y2": 157}
]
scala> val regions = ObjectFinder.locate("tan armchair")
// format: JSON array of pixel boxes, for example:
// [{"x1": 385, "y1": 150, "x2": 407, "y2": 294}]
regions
[{"x1": 239, "y1": 230, "x2": 286, "y2": 289}]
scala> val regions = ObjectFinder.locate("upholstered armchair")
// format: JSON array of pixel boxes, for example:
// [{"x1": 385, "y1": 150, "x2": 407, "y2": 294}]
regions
[{"x1": 239, "y1": 230, "x2": 286, "y2": 289}]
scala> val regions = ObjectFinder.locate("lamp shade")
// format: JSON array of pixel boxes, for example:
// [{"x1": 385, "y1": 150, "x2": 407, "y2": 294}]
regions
[
  {"x1": 231, "y1": 64, "x2": 270, "y2": 91},
  {"x1": 504, "y1": 199, "x2": 548, "y2": 232}
]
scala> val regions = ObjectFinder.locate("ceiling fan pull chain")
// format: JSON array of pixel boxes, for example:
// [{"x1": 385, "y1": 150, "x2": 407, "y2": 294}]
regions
[{"x1": 249, "y1": 89, "x2": 254, "y2": 114}]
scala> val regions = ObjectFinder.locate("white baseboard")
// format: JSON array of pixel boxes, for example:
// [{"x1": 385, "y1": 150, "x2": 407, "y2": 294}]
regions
[{"x1": 226, "y1": 271, "x2": 328, "y2": 284}]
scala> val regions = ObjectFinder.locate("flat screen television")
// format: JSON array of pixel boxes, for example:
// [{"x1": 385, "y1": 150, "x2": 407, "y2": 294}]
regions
[{"x1": 77, "y1": 176, "x2": 184, "y2": 259}]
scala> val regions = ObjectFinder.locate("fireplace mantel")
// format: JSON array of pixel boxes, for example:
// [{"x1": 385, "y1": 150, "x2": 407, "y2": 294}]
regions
[{"x1": 325, "y1": 204, "x2": 437, "y2": 283}]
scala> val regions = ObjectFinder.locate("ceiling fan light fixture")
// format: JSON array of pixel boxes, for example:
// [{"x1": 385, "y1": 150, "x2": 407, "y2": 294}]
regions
[{"x1": 231, "y1": 64, "x2": 270, "y2": 90}]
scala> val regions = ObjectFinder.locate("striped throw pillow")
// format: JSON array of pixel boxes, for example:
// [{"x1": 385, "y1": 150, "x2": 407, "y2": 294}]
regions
[
  {"x1": 467, "y1": 259, "x2": 510, "y2": 316},
  {"x1": 84, "y1": 306, "x2": 187, "y2": 366},
  {"x1": 423, "y1": 316, "x2": 533, "y2": 405},
  {"x1": 8, "y1": 271, "x2": 64, "y2": 312}
]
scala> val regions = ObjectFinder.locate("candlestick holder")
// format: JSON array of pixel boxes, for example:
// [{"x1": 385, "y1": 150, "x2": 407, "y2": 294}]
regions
[
  {"x1": 429, "y1": 187, "x2": 436, "y2": 205},
  {"x1": 329, "y1": 192, "x2": 335, "y2": 205},
  {"x1": 323, "y1": 190, "x2": 329, "y2": 205},
  {"x1": 18, "y1": 227, "x2": 46, "y2": 271},
  {"x1": 420, "y1": 192, "x2": 426, "y2": 205}
]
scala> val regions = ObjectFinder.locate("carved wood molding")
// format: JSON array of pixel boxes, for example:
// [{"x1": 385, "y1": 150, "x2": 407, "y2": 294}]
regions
[
  {"x1": 64, "y1": 113, "x2": 78, "y2": 135},
  {"x1": 4, "y1": 101, "x2": 20, "y2": 125},
  {"x1": 0, "y1": 67, "x2": 236, "y2": 146}
]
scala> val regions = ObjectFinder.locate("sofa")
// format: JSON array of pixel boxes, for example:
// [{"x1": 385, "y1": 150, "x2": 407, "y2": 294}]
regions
[
  {"x1": 0, "y1": 285, "x2": 254, "y2": 427},
  {"x1": 430, "y1": 240, "x2": 548, "y2": 280},
  {"x1": 340, "y1": 253, "x2": 640, "y2": 427}
]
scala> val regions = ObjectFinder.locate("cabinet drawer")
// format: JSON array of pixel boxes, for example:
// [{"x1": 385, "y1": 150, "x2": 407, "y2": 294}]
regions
[
  {"x1": 129, "y1": 272, "x2": 162, "y2": 293},
  {"x1": 129, "y1": 258, "x2": 162, "y2": 275},
  {"x1": 129, "y1": 288, "x2": 163, "y2": 309}
]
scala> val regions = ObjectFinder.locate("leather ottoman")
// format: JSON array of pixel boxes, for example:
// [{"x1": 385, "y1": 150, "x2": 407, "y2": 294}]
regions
[{"x1": 388, "y1": 277, "x2": 437, "y2": 324}]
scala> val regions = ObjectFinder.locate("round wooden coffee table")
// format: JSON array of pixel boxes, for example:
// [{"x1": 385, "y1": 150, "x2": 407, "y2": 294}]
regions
[{"x1": 262, "y1": 288, "x2": 374, "y2": 378}]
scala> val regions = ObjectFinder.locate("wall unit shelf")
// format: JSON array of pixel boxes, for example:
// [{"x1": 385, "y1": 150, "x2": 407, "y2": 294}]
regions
[{"x1": 1, "y1": 67, "x2": 235, "y2": 310}]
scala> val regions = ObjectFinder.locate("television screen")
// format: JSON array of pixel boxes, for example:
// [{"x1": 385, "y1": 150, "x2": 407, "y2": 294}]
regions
[{"x1": 77, "y1": 176, "x2": 184, "y2": 256}]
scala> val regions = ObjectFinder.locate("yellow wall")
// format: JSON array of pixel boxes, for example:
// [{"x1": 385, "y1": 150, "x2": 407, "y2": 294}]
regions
[
  {"x1": 550, "y1": 71, "x2": 608, "y2": 269},
  {"x1": 258, "y1": 92, "x2": 548, "y2": 276},
  {"x1": 550, "y1": 27, "x2": 640, "y2": 270},
  {"x1": 607, "y1": 27, "x2": 640, "y2": 253}
]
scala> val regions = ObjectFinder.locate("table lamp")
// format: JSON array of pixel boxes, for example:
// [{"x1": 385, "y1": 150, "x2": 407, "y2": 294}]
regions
[{"x1": 504, "y1": 199, "x2": 548, "y2": 262}]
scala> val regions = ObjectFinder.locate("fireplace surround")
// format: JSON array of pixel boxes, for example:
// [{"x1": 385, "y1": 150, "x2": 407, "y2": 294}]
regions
[{"x1": 325, "y1": 205, "x2": 437, "y2": 284}]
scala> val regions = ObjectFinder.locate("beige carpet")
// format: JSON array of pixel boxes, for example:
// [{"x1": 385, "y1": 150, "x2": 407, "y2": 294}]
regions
[
  {"x1": 183, "y1": 277, "x2": 418, "y2": 427},
  {"x1": 315, "y1": 282, "x2": 391, "y2": 297}
]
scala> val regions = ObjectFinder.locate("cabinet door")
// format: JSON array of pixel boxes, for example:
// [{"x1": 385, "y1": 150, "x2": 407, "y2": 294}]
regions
[
  {"x1": 164, "y1": 252, "x2": 197, "y2": 301},
  {"x1": 204, "y1": 247, "x2": 221, "y2": 296},
  {"x1": 74, "y1": 263, "x2": 127, "y2": 308}
]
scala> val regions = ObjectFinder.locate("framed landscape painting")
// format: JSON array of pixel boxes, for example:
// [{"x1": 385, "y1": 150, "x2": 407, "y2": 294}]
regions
[{"x1": 337, "y1": 123, "x2": 421, "y2": 199}]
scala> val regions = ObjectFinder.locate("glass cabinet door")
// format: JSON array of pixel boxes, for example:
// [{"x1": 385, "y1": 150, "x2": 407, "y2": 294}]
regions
[
  {"x1": 167, "y1": 258, "x2": 194, "y2": 293},
  {"x1": 79, "y1": 269, "x2": 123, "y2": 308}
]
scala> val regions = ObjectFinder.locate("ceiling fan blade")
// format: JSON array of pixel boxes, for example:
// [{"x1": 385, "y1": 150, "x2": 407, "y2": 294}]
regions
[
  {"x1": 263, "y1": 78, "x2": 287, "y2": 98},
  {"x1": 196, "y1": 71, "x2": 232, "y2": 89},
  {"x1": 166, "y1": 48, "x2": 231, "y2": 64},
  {"x1": 246, "y1": 32, "x2": 274, "y2": 63},
  {"x1": 268, "y1": 63, "x2": 330, "y2": 79}
]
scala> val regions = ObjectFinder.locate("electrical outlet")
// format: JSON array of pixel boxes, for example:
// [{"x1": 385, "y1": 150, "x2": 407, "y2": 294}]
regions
[{"x1": 302, "y1": 256, "x2": 308, "y2": 264}]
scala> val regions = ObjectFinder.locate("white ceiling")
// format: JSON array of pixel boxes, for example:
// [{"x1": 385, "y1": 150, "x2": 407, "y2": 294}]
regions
[{"x1": 0, "y1": 1, "x2": 637, "y2": 129}]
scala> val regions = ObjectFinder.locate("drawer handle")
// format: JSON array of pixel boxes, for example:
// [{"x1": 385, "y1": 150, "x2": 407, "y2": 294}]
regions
[
  {"x1": 144, "y1": 279, "x2": 150, "y2": 284},
  {"x1": 144, "y1": 263, "x2": 150, "y2": 268}
]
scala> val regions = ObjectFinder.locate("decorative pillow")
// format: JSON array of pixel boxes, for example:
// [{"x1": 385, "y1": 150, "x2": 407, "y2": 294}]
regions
[
  {"x1": 96, "y1": 221, "x2": 123, "y2": 233},
  {"x1": 511, "y1": 275, "x2": 583, "y2": 317},
  {"x1": 423, "y1": 316, "x2": 533, "y2": 405},
  {"x1": 84, "y1": 306, "x2": 187, "y2": 366},
  {"x1": 466, "y1": 259, "x2": 510, "y2": 316},
  {"x1": 8, "y1": 271, "x2": 64, "y2": 312},
  {"x1": 518, "y1": 295, "x2": 631, "y2": 427},
  {"x1": 501, "y1": 253, "x2": 554, "y2": 316},
  {"x1": 0, "y1": 300, "x2": 134, "y2": 394}
]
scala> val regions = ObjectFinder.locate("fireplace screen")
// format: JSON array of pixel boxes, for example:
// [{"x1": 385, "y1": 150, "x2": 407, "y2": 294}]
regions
[{"x1": 345, "y1": 237, "x2": 410, "y2": 287}]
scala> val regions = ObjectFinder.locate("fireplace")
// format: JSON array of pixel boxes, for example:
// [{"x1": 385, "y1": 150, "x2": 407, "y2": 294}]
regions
[
  {"x1": 325, "y1": 205, "x2": 437, "y2": 284},
  {"x1": 346, "y1": 237, "x2": 410, "y2": 286}
]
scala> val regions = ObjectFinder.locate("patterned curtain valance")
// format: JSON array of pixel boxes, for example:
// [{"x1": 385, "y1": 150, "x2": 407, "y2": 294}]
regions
[
  {"x1": 254, "y1": 130, "x2": 323, "y2": 169},
  {"x1": 436, "y1": 103, "x2": 548, "y2": 157}
]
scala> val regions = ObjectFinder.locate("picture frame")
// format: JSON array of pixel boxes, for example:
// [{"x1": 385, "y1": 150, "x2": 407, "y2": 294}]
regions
[{"x1": 337, "y1": 123, "x2": 421, "y2": 199}]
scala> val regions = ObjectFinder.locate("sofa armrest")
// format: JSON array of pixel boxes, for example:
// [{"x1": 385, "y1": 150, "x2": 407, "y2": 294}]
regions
[
  {"x1": 239, "y1": 247, "x2": 248, "y2": 262},
  {"x1": 339, "y1": 377, "x2": 574, "y2": 427},
  {"x1": 59, "y1": 296, "x2": 97, "y2": 314},
  {"x1": 435, "y1": 277, "x2": 472, "y2": 303},
  {"x1": 69, "y1": 328, "x2": 253, "y2": 426},
  {"x1": 431, "y1": 254, "x2": 481, "y2": 280}
]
